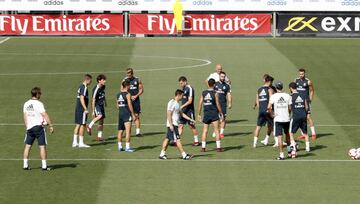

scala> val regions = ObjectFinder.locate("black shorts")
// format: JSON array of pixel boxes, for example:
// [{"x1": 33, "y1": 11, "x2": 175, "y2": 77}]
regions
[
  {"x1": 132, "y1": 99, "x2": 141, "y2": 114},
  {"x1": 118, "y1": 113, "x2": 132, "y2": 131},
  {"x1": 257, "y1": 112, "x2": 273, "y2": 127},
  {"x1": 290, "y1": 117, "x2": 307, "y2": 134},
  {"x1": 179, "y1": 109, "x2": 195, "y2": 126},
  {"x1": 166, "y1": 126, "x2": 180, "y2": 141},
  {"x1": 95, "y1": 105, "x2": 105, "y2": 119},
  {"x1": 202, "y1": 114, "x2": 219, "y2": 125},
  {"x1": 220, "y1": 104, "x2": 227, "y2": 118},
  {"x1": 25, "y1": 126, "x2": 47, "y2": 146},
  {"x1": 274, "y1": 122, "x2": 290, "y2": 137},
  {"x1": 75, "y1": 109, "x2": 87, "y2": 125}
]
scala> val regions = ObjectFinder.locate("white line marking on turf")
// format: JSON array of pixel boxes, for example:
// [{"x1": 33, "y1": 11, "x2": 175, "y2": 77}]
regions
[
  {"x1": 0, "y1": 158, "x2": 357, "y2": 162},
  {"x1": 0, "y1": 37, "x2": 10, "y2": 44},
  {"x1": 0, "y1": 123, "x2": 359, "y2": 127},
  {"x1": 0, "y1": 53, "x2": 212, "y2": 76}
]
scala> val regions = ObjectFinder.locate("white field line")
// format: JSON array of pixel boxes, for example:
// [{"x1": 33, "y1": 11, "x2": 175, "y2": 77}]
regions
[
  {"x1": 0, "y1": 123, "x2": 359, "y2": 127},
  {"x1": 0, "y1": 37, "x2": 10, "y2": 44},
  {"x1": 0, "y1": 158, "x2": 358, "y2": 162},
  {"x1": 0, "y1": 52, "x2": 212, "y2": 76}
]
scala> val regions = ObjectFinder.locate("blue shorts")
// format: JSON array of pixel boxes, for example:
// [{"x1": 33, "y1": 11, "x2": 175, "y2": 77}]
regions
[
  {"x1": 202, "y1": 114, "x2": 219, "y2": 125},
  {"x1": 118, "y1": 113, "x2": 132, "y2": 131},
  {"x1": 220, "y1": 103, "x2": 227, "y2": 118},
  {"x1": 132, "y1": 99, "x2": 141, "y2": 114},
  {"x1": 257, "y1": 112, "x2": 273, "y2": 127},
  {"x1": 290, "y1": 117, "x2": 307, "y2": 134},
  {"x1": 166, "y1": 126, "x2": 180, "y2": 141},
  {"x1": 75, "y1": 109, "x2": 87, "y2": 125},
  {"x1": 25, "y1": 126, "x2": 47, "y2": 146},
  {"x1": 95, "y1": 105, "x2": 105, "y2": 119},
  {"x1": 274, "y1": 122, "x2": 290, "y2": 137}
]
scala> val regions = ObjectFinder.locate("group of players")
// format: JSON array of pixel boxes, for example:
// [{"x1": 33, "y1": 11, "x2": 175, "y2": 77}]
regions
[
  {"x1": 22, "y1": 64, "x2": 316, "y2": 170},
  {"x1": 253, "y1": 68, "x2": 316, "y2": 160}
]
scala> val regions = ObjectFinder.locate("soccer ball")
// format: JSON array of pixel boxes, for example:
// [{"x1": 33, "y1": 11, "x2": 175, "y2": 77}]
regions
[{"x1": 348, "y1": 148, "x2": 358, "y2": 160}]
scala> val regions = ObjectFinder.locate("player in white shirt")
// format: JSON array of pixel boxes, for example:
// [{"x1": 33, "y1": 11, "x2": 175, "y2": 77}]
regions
[
  {"x1": 206, "y1": 64, "x2": 231, "y2": 84},
  {"x1": 268, "y1": 82, "x2": 296, "y2": 160},
  {"x1": 23, "y1": 87, "x2": 54, "y2": 171},
  {"x1": 159, "y1": 89, "x2": 194, "y2": 160}
]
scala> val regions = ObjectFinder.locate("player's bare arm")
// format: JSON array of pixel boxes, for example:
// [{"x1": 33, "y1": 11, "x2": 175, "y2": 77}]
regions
[
  {"x1": 80, "y1": 95, "x2": 88, "y2": 114},
  {"x1": 167, "y1": 110, "x2": 174, "y2": 131},
  {"x1": 254, "y1": 93, "x2": 259, "y2": 109},
  {"x1": 41, "y1": 112, "x2": 54, "y2": 134},
  {"x1": 181, "y1": 112, "x2": 196, "y2": 123},
  {"x1": 181, "y1": 95, "x2": 193, "y2": 110},
  {"x1": 215, "y1": 93, "x2": 224, "y2": 120},
  {"x1": 197, "y1": 95, "x2": 204, "y2": 122},
  {"x1": 132, "y1": 80, "x2": 144, "y2": 101},
  {"x1": 227, "y1": 92, "x2": 232, "y2": 109},
  {"x1": 309, "y1": 80, "x2": 314, "y2": 102},
  {"x1": 127, "y1": 93, "x2": 136, "y2": 120}
]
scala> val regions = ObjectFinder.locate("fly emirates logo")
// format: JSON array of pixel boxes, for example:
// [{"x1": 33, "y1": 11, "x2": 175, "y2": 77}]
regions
[
  {"x1": 0, "y1": 15, "x2": 111, "y2": 35},
  {"x1": 147, "y1": 15, "x2": 260, "y2": 34}
]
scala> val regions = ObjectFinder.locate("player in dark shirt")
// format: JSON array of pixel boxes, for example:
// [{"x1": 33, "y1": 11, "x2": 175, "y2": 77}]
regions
[
  {"x1": 178, "y1": 76, "x2": 200, "y2": 146},
  {"x1": 116, "y1": 80, "x2": 137, "y2": 152},
  {"x1": 87, "y1": 74, "x2": 107, "y2": 141},
  {"x1": 73, "y1": 74, "x2": 92, "y2": 148},
  {"x1": 197, "y1": 79, "x2": 224, "y2": 152},
  {"x1": 122, "y1": 68, "x2": 144, "y2": 136},
  {"x1": 253, "y1": 75, "x2": 274, "y2": 148},
  {"x1": 289, "y1": 82, "x2": 310, "y2": 153},
  {"x1": 214, "y1": 71, "x2": 232, "y2": 139},
  {"x1": 295, "y1": 68, "x2": 316, "y2": 140}
]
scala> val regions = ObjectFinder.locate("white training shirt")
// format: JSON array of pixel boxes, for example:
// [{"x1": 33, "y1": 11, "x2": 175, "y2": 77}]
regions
[
  {"x1": 23, "y1": 99, "x2": 46, "y2": 130},
  {"x1": 166, "y1": 99, "x2": 180, "y2": 127},
  {"x1": 207, "y1": 72, "x2": 230, "y2": 83},
  {"x1": 269, "y1": 92, "x2": 292, "y2": 122}
]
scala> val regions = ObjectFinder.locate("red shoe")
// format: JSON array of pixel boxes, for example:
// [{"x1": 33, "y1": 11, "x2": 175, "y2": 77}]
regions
[
  {"x1": 193, "y1": 142, "x2": 200, "y2": 146},
  {"x1": 201, "y1": 148, "x2": 207, "y2": 152},
  {"x1": 216, "y1": 148, "x2": 224, "y2": 152},
  {"x1": 220, "y1": 134, "x2": 225, "y2": 139},
  {"x1": 312, "y1": 134, "x2": 317, "y2": 140},
  {"x1": 96, "y1": 137, "x2": 104, "y2": 142},
  {"x1": 86, "y1": 126, "x2": 92, "y2": 136},
  {"x1": 297, "y1": 135, "x2": 305, "y2": 139}
]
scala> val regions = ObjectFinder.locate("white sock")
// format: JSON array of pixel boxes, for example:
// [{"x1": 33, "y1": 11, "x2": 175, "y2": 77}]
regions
[
  {"x1": 97, "y1": 131, "x2": 103, "y2": 138},
  {"x1": 181, "y1": 152, "x2": 187, "y2": 158},
  {"x1": 280, "y1": 152, "x2": 284, "y2": 158},
  {"x1": 310, "y1": 127, "x2": 316, "y2": 135},
  {"x1": 79, "y1": 136, "x2": 84, "y2": 145},
  {"x1": 89, "y1": 121, "x2": 95, "y2": 128},
  {"x1": 118, "y1": 142, "x2": 122, "y2": 149},
  {"x1": 253, "y1": 137, "x2": 258, "y2": 145},
  {"x1": 220, "y1": 128, "x2": 224, "y2": 134},
  {"x1": 306, "y1": 142, "x2": 310, "y2": 150},
  {"x1": 300, "y1": 130, "x2": 304, "y2": 135},
  {"x1": 216, "y1": 140, "x2": 221, "y2": 148},
  {"x1": 212, "y1": 132, "x2": 216, "y2": 137},
  {"x1": 41, "y1": 160, "x2": 47, "y2": 169},
  {"x1": 194, "y1": 135, "x2": 199, "y2": 143},
  {"x1": 125, "y1": 142, "x2": 130, "y2": 149},
  {"x1": 73, "y1": 134, "x2": 78, "y2": 144},
  {"x1": 290, "y1": 140, "x2": 296, "y2": 146},
  {"x1": 160, "y1": 150, "x2": 166, "y2": 157},
  {"x1": 136, "y1": 128, "x2": 141, "y2": 135},
  {"x1": 274, "y1": 137, "x2": 279, "y2": 145},
  {"x1": 23, "y1": 159, "x2": 28, "y2": 168},
  {"x1": 201, "y1": 141, "x2": 206, "y2": 148},
  {"x1": 264, "y1": 135, "x2": 270, "y2": 141}
]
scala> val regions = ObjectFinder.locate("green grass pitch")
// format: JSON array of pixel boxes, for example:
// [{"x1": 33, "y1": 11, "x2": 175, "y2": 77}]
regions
[{"x1": 0, "y1": 37, "x2": 359, "y2": 204}]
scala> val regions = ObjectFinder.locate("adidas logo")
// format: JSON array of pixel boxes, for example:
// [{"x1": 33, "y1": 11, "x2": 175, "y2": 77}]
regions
[
  {"x1": 278, "y1": 97, "x2": 286, "y2": 103},
  {"x1": 295, "y1": 96, "x2": 303, "y2": 103},
  {"x1": 204, "y1": 93, "x2": 212, "y2": 101},
  {"x1": 259, "y1": 89, "x2": 267, "y2": 96},
  {"x1": 118, "y1": 94, "x2": 125, "y2": 102}
]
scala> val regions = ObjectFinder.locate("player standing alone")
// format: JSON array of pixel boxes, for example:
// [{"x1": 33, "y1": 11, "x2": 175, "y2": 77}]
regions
[
  {"x1": 73, "y1": 74, "x2": 92, "y2": 148},
  {"x1": 295, "y1": 68, "x2": 316, "y2": 140},
  {"x1": 178, "y1": 76, "x2": 200, "y2": 146},
  {"x1": 214, "y1": 71, "x2": 232, "y2": 139},
  {"x1": 87, "y1": 74, "x2": 107, "y2": 141},
  {"x1": 198, "y1": 79, "x2": 224, "y2": 152},
  {"x1": 23, "y1": 87, "x2": 54, "y2": 171},
  {"x1": 159, "y1": 89, "x2": 194, "y2": 160},
  {"x1": 268, "y1": 81, "x2": 295, "y2": 160},
  {"x1": 116, "y1": 80, "x2": 137, "y2": 152},
  {"x1": 123, "y1": 68, "x2": 144, "y2": 136}
]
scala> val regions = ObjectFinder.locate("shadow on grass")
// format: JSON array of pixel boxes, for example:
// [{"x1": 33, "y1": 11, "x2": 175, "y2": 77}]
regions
[
  {"x1": 224, "y1": 145, "x2": 244, "y2": 152},
  {"x1": 48, "y1": 163, "x2": 79, "y2": 170},
  {"x1": 316, "y1": 133, "x2": 334, "y2": 139},
  {"x1": 296, "y1": 153, "x2": 316, "y2": 158},
  {"x1": 227, "y1": 119, "x2": 248, "y2": 124},
  {"x1": 192, "y1": 153, "x2": 214, "y2": 158},
  {"x1": 138, "y1": 132, "x2": 166, "y2": 137},
  {"x1": 89, "y1": 141, "x2": 117, "y2": 147},
  {"x1": 224, "y1": 132, "x2": 253, "y2": 137},
  {"x1": 311, "y1": 144, "x2": 327, "y2": 151},
  {"x1": 136, "y1": 145, "x2": 160, "y2": 151}
]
